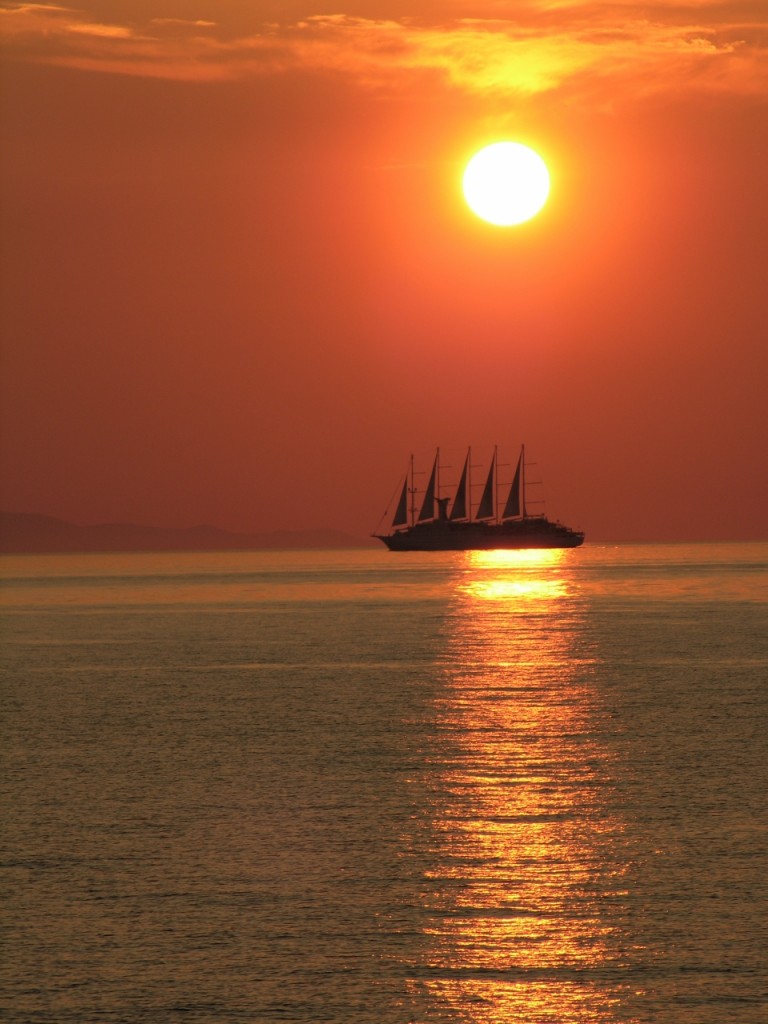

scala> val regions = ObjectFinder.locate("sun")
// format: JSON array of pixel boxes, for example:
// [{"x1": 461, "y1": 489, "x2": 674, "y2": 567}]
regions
[{"x1": 463, "y1": 142, "x2": 550, "y2": 226}]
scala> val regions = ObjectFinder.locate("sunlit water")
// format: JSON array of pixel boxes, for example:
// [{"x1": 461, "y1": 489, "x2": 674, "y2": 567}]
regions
[{"x1": 1, "y1": 544, "x2": 766, "y2": 1023}]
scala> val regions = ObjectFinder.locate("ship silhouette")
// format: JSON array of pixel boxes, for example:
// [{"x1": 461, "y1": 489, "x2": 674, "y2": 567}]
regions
[{"x1": 373, "y1": 446, "x2": 584, "y2": 551}]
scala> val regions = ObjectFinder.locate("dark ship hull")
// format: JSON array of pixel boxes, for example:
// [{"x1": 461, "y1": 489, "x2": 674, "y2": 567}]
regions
[
  {"x1": 373, "y1": 445, "x2": 584, "y2": 553},
  {"x1": 379, "y1": 517, "x2": 584, "y2": 551}
]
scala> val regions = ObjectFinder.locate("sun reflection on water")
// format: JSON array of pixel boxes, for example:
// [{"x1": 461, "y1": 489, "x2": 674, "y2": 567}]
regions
[
  {"x1": 406, "y1": 549, "x2": 628, "y2": 1022},
  {"x1": 468, "y1": 548, "x2": 566, "y2": 568},
  {"x1": 462, "y1": 550, "x2": 569, "y2": 601},
  {"x1": 456, "y1": 552, "x2": 573, "y2": 606}
]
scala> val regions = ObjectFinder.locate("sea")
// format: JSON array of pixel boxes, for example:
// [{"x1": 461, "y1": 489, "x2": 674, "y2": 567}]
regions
[{"x1": 1, "y1": 543, "x2": 766, "y2": 1024}]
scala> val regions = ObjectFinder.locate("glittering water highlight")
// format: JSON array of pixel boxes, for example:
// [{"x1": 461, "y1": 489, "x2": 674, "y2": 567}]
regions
[{"x1": 1, "y1": 544, "x2": 766, "y2": 1022}]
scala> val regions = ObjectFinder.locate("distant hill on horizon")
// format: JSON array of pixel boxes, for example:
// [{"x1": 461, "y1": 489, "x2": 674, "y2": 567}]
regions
[{"x1": 0, "y1": 511, "x2": 377, "y2": 554}]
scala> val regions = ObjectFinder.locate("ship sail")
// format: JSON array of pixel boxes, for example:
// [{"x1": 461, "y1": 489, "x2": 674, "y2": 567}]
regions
[
  {"x1": 418, "y1": 454, "x2": 437, "y2": 521},
  {"x1": 502, "y1": 448, "x2": 523, "y2": 520},
  {"x1": 392, "y1": 478, "x2": 408, "y2": 528},
  {"x1": 450, "y1": 451, "x2": 470, "y2": 520},
  {"x1": 475, "y1": 450, "x2": 496, "y2": 520}
]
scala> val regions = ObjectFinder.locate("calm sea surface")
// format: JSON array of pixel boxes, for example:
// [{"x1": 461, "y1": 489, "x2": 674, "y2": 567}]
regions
[{"x1": 1, "y1": 544, "x2": 766, "y2": 1023}]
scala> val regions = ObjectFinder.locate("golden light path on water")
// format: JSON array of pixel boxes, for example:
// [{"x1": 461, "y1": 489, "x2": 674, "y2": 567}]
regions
[
  {"x1": 407, "y1": 548, "x2": 630, "y2": 1023},
  {"x1": 464, "y1": 549, "x2": 570, "y2": 602}
]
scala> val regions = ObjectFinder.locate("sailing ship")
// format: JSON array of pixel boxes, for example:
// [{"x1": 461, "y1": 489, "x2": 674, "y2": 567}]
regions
[{"x1": 373, "y1": 446, "x2": 584, "y2": 551}]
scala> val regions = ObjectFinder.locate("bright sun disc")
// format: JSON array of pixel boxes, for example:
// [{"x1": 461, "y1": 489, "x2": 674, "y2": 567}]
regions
[{"x1": 463, "y1": 142, "x2": 550, "y2": 226}]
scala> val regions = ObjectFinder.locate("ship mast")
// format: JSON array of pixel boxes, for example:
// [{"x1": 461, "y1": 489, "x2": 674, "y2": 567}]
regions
[
  {"x1": 409, "y1": 453, "x2": 415, "y2": 526},
  {"x1": 468, "y1": 446, "x2": 472, "y2": 520},
  {"x1": 436, "y1": 446, "x2": 440, "y2": 515},
  {"x1": 521, "y1": 443, "x2": 527, "y2": 519},
  {"x1": 494, "y1": 444, "x2": 499, "y2": 523}
]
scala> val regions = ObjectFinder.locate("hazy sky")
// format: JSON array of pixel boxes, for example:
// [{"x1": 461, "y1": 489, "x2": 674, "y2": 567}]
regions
[{"x1": 2, "y1": 1, "x2": 766, "y2": 540}]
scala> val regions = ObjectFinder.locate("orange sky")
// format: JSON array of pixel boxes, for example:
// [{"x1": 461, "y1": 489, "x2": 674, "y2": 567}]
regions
[{"x1": 1, "y1": 1, "x2": 767, "y2": 541}]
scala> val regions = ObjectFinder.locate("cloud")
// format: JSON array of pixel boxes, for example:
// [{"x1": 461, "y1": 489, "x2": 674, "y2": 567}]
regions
[
  {"x1": 65, "y1": 21, "x2": 133, "y2": 39},
  {"x1": 150, "y1": 19, "x2": 217, "y2": 29},
  {"x1": 1, "y1": 2, "x2": 765, "y2": 99}
]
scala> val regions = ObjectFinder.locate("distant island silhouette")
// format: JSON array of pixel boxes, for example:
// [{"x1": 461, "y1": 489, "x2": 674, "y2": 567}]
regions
[{"x1": 0, "y1": 512, "x2": 376, "y2": 554}]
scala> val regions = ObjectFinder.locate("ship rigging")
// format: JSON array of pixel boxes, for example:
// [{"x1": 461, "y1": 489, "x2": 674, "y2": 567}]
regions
[{"x1": 373, "y1": 445, "x2": 584, "y2": 552}]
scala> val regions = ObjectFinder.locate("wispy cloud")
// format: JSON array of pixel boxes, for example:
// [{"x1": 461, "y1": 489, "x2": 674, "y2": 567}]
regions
[
  {"x1": 1, "y1": 2, "x2": 765, "y2": 99},
  {"x1": 65, "y1": 21, "x2": 133, "y2": 39}
]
